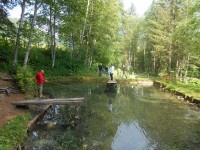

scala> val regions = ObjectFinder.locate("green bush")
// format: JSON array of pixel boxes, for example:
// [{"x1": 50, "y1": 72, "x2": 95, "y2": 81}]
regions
[{"x1": 15, "y1": 66, "x2": 35, "y2": 92}]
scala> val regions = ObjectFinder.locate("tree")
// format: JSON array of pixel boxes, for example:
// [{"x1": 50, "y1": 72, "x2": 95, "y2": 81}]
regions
[
  {"x1": 0, "y1": 0, "x2": 17, "y2": 38},
  {"x1": 13, "y1": 0, "x2": 26, "y2": 64},
  {"x1": 145, "y1": 0, "x2": 178, "y2": 75},
  {"x1": 23, "y1": 0, "x2": 42, "y2": 68}
]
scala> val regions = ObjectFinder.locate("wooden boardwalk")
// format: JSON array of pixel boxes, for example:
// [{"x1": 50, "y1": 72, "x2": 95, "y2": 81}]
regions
[{"x1": 11, "y1": 97, "x2": 84, "y2": 106}]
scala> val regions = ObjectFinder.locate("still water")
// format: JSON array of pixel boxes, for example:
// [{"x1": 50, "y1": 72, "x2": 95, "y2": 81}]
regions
[{"x1": 24, "y1": 82, "x2": 200, "y2": 150}]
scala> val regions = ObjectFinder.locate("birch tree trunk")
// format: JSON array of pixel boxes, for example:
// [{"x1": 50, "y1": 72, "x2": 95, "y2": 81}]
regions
[
  {"x1": 70, "y1": 32, "x2": 74, "y2": 59},
  {"x1": 13, "y1": 0, "x2": 26, "y2": 64},
  {"x1": 51, "y1": 8, "x2": 56, "y2": 68},
  {"x1": 80, "y1": 0, "x2": 90, "y2": 44},
  {"x1": 85, "y1": 0, "x2": 93, "y2": 66},
  {"x1": 49, "y1": 1, "x2": 56, "y2": 68},
  {"x1": 183, "y1": 53, "x2": 190, "y2": 82},
  {"x1": 152, "y1": 50, "x2": 156, "y2": 73},
  {"x1": 23, "y1": 0, "x2": 41, "y2": 68},
  {"x1": 179, "y1": 60, "x2": 185, "y2": 81},
  {"x1": 167, "y1": 48, "x2": 172, "y2": 75},
  {"x1": 132, "y1": 51, "x2": 135, "y2": 71},
  {"x1": 142, "y1": 43, "x2": 146, "y2": 72},
  {"x1": 175, "y1": 60, "x2": 179, "y2": 78},
  {"x1": 50, "y1": 4, "x2": 53, "y2": 64}
]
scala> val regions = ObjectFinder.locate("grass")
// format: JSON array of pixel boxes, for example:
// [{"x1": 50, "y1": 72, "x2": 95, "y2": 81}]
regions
[
  {"x1": 0, "y1": 114, "x2": 31, "y2": 150},
  {"x1": 157, "y1": 79, "x2": 200, "y2": 100}
]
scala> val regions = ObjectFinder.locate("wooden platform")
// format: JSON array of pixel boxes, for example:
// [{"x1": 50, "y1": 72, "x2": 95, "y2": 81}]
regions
[
  {"x1": 107, "y1": 79, "x2": 118, "y2": 89},
  {"x1": 107, "y1": 79, "x2": 117, "y2": 84},
  {"x1": 11, "y1": 97, "x2": 84, "y2": 106}
]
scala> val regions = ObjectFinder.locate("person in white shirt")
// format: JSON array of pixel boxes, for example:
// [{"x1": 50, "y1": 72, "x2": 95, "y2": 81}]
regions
[{"x1": 109, "y1": 64, "x2": 115, "y2": 80}]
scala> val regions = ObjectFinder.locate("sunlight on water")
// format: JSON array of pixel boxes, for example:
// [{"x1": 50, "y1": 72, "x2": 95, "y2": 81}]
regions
[{"x1": 112, "y1": 122, "x2": 154, "y2": 150}]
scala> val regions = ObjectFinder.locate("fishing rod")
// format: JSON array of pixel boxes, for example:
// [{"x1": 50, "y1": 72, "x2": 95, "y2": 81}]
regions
[
  {"x1": 48, "y1": 81, "x2": 69, "y2": 87},
  {"x1": 47, "y1": 81, "x2": 86, "y2": 92}
]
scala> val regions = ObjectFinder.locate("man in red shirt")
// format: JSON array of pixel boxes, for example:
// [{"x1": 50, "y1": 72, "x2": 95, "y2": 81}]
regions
[{"x1": 36, "y1": 70, "x2": 47, "y2": 98}]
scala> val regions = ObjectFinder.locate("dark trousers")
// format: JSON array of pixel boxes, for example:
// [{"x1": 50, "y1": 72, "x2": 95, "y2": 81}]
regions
[
  {"x1": 110, "y1": 73, "x2": 113, "y2": 80},
  {"x1": 99, "y1": 70, "x2": 102, "y2": 77}
]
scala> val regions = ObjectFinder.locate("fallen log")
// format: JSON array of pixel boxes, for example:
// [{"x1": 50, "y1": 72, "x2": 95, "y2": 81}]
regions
[
  {"x1": 27, "y1": 105, "x2": 51, "y2": 132},
  {"x1": 0, "y1": 87, "x2": 16, "y2": 96},
  {"x1": 11, "y1": 97, "x2": 84, "y2": 106}
]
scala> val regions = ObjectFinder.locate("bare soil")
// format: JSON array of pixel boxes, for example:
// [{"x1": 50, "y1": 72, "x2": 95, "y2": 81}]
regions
[{"x1": 0, "y1": 72, "x2": 26, "y2": 128}]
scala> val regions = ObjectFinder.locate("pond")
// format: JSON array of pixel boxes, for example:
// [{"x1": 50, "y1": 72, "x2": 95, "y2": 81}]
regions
[{"x1": 24, "y1": 81, "x2": 200, "y2": 150}]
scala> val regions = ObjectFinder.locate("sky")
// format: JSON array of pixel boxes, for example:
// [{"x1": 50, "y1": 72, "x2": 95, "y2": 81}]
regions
[
  {"x1": 122, "y1": 0, "x2": 153, "y2": 16},
  {"x1": 8, "y1": 0, "x2": 153, "y2": 18}
]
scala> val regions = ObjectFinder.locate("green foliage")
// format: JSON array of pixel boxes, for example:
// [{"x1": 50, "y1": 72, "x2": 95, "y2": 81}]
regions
[
  {"x1": 15, "y1": 66, "x2": 35, "y2": 92},
  {"x1": 0, "y1": 39, "x2": 14, "y2": 72},
  {"x1": 188, "y1": 78, "x2": 200, "y2": 86},
  {"x1": 0, "y1": 0, "x2": 198, "y2": 82},
  {"x1": 0, "y1": 114, "x2": 30, "y2": 150},
  {"x1": 0, "y1": 0, "x2": 17, "y2": 38},
  {"x1": 27, "y1": 47, "x2": 96, "y2": 76}
]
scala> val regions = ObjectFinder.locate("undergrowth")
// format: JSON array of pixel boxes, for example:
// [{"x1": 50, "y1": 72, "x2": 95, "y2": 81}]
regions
[{"x1": 0, "y1": 114, "x2": 30, "y2": 150}]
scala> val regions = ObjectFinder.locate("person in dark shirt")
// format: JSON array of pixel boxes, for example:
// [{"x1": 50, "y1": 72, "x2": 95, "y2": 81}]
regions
[
  {"x1": 105, "y1": 65, "x2": 109, "y2": 77},
  {"x1": 98, "y1": 63, "x2": 103, "y2": 77}
]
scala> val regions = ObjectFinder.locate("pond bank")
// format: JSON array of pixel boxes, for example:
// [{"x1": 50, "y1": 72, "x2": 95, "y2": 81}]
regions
[{"x1": 153, "y1": 80, "x2": 200, "y2": 107}]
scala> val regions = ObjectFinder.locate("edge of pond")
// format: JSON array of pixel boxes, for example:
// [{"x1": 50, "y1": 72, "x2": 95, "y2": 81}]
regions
[{"x1": 153, "y1": 80, "x2": 200, "y2": 107}]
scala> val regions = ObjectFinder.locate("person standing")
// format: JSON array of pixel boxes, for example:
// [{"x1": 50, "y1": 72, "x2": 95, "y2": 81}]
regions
[
  {"x1": 98, "y1": 63, "x2": 103, "y2": 77},
  {"x1": 36, "y1": 70, "x2": 47, "y2": 98},
  {"x1": 105, "y1": 65, "x2": 109, "y2": 77},
  {"x1": 122, "y1": 65, "x2": 127, "y2": 79},
  {"x1": 109, "y1": 64, "x2": 115, "y2": 80}
]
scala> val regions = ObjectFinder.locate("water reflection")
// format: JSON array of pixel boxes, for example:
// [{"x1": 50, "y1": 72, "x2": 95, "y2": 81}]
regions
[
  {"x1": 132, "y1": 86, "x2": 144, "y2": 96},
  {"x1": 108, "y1": 99, "x2": 112, "y2": 112},
  {"x1": 24, "y1": 82, "x2": 200, "y2": 150},
  {"x1": 112, "y1": 122, "x2": 154, "y2": 150}
]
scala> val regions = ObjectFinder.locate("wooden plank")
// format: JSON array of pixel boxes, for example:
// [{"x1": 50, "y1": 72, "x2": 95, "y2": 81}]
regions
[
  {"x1": 35, "y1": 97, "x2": 85, "y2": 101},
  {"x1": 107, "y1": 79, "x2": 117, "y2": 84},
  {"x1": 27, "y1": 105, "x2": 51, "y2": 132},
  {"x1": 11, "y1": 97, "x2": 84, "y2": 106},
  {"x1": 17, "y1": 97, "x2": 84, "y2": 103},
  {"x1": 12, "y1": 101, "x2": 83, "y2": 106}
]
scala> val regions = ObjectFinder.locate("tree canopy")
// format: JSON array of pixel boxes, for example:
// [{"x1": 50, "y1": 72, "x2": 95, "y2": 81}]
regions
[{"x1": 0, "y1": 0, "x2": 199, "y2": 79}]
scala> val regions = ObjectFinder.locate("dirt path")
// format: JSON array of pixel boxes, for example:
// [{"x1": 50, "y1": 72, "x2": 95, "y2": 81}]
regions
[{"x1": 0, "y1": 72, "x2": 26, "y2": 128}]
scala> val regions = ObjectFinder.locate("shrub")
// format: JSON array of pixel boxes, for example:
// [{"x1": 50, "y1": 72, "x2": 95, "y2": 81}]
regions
[{"x1": 15, "y1": 66, "x2": 35, "y2": 92}]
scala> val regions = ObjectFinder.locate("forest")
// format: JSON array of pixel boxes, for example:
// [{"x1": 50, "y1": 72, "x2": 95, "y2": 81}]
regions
[{"x1": 0, "y1": 0, "x2": 200, "y2": 80}]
